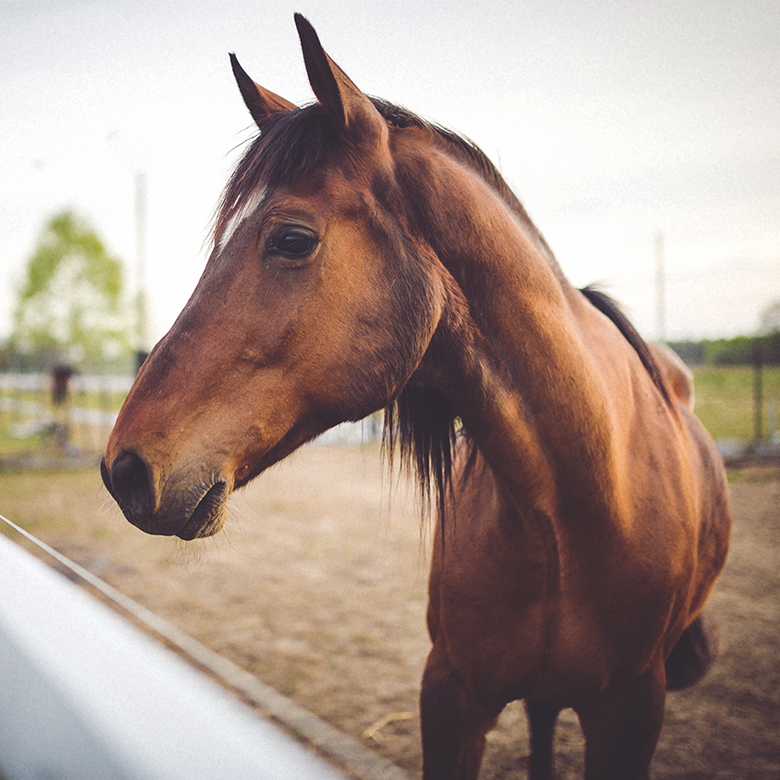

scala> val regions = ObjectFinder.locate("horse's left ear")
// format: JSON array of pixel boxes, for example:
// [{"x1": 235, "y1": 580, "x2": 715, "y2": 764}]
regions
[
  {"x1": 294, "y1": 14, "x2": 388, "y2": 147},
  {"x1": 230, "y1": 53, "x2": 297, "y2": 130}
]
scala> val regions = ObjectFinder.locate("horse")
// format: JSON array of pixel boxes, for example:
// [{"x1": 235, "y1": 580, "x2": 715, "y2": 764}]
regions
[{"x1": 101, "y1": 15, "x2": 731, "y2": 779}]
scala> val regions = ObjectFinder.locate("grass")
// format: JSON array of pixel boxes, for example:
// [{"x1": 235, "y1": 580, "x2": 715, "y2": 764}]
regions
[
  {"x1": 692, "y1": 366, "x2": 780, "y2": 442},
  {"x1": 0, "y1": 426, "x2": 41, "y2": 457},
  {"x1": 0, "y1": 366, "x2": 777, "y2": 464},
  {"x1": 0, "y1": 420, "x2": 108, "y2": 459},
  {"x1": 0, "y1": 388, "x2": 120, "y2": 457},
  {"x1": 0, "y1": 388, "x2": 126, "y2": 413},
  {"x1": 0, "y1": 468, "x2": 106, "y2": 537}
]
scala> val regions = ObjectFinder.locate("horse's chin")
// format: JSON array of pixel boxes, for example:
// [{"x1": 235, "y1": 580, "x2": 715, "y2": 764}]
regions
[{"x1": 176, "y1": 481, "x2": 231, "y2": 541}]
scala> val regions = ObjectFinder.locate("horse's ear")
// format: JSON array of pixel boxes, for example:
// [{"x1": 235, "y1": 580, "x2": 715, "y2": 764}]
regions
[
  {"x1": 294, "y1": 14, "x2": 387, "y2": 145},
  {"x1": 230, "y1": 53, "x2": 297, "y2": 130}
]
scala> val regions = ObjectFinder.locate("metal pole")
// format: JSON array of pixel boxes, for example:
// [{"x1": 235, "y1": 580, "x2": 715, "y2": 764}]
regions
[
  {"x1": 135, "y1": 172, "x2": 150, "y2": 373},
  {"x1": 655, "y1": 230, "x2": 666, "y2": 344},
  {"x1": 753, "y1": 337, "x2": 764, "y2": 446}
]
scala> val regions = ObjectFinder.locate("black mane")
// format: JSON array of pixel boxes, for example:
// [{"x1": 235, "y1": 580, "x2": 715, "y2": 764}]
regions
[{"x1": 580, "y1": 286, "x2": 671, "y2": 405}]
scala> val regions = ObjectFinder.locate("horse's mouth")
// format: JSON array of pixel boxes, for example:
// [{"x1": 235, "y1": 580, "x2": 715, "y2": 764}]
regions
[{"x1": 176, "y1": 481, "x2": 231, "y2": 541}]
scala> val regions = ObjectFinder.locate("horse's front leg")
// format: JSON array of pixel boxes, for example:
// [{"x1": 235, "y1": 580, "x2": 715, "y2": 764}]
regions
[
  {"x1": 576, "y1": 659, "x2": 667, "y2": 780},
  {"x1": 524, "y1": 698, "x2": 561, "y2": 780},
  {"x1": 420, "y1": 645, "x2": 503, "y2": 780}
]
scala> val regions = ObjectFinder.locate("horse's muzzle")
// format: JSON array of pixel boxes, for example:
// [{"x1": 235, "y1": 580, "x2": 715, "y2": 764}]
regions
[{"x1": 100, "y1": 452, "x2": 230, "y2": 540}]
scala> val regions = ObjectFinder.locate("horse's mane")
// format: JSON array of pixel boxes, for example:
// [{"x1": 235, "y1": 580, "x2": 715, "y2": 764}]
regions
[
  {"x1": 214, "y1": 98, "x2": 557, "y2": 264},
  {"x1": 580, "y1": 286, "x2": 671, "y2": 405},
  {"x1": 213, "y1": 100, "x2": 668, "y2": 517}
]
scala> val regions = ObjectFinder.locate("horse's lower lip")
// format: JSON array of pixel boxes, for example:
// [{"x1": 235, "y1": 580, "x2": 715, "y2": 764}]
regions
[{"x1": 176, "y1": 481, "x2": 230, "y2": 540}]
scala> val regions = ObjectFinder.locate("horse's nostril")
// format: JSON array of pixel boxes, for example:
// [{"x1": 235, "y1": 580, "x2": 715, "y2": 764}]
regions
[{"x1": 105, "y1": 450, "x2": 153, "y2": 525}]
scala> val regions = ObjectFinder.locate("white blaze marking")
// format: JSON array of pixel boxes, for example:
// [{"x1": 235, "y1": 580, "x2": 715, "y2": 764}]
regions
[{"x1": 217, "y1": 185, "x2": 267, "y2": 251}]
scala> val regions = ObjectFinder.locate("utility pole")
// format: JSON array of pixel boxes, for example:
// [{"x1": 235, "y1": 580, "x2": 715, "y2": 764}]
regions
[
  {"x1": 135, "y1": 171, "x2": 150, "y2": 372},
  {"x1": 655, "y1": 230, "x2": 666, "y2": 344},
  {"x1": 753, "y1": 338, "x2": 764, "y2": 447}
]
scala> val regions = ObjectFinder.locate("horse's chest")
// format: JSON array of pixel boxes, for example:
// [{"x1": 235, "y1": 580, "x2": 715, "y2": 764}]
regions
[
  {"x1": 430, "y1": 525, "x2": 658, "y2": 701},
  {"x1": 434, "y1": 564, "x2": 614, "y2": 702},
  {"x1": 430, "y1": 525, "x2": 554, "y2": 688}
]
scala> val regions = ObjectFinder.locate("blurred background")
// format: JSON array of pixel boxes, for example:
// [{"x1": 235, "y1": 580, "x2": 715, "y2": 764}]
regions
[
  {"x1": 1, "y1": 0, "x2": 778, "y2": 460},
  {"x1": 1, "y1": 6, "x2": 778, "y2": 778}
]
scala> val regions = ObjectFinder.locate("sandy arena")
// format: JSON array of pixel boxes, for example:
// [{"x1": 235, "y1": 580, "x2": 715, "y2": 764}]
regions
[{"x1": 6, "y1": 445, "x2": 779, "y2": 778}]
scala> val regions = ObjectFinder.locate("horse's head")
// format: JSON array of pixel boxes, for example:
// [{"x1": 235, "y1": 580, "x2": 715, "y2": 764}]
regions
[{"x1": 101, "y1": 15, "x2": 452, "y2": 539}]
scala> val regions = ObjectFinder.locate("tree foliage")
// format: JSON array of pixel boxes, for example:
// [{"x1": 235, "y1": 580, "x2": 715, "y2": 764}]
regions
[
  {"x1": 11, "y1": 210, "x2": 131, "y2": 365},
  {"x1": 759, "y1": 300, "x2": 780, "y2": 335},
  {"x1": 669, "y1": 333, "x2": 780, "y2": 367},
  {"x1": 667, "y1": 299, "x2": 780, "y2": 367}
]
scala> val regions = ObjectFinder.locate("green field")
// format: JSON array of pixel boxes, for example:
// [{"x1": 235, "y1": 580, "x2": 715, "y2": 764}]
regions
[
  {"x1": 0, "y1": 388, "x2": 125, "y2": 413},
  {"x1": 0, "y1": 427, "x2": 41, "y2": 457},
  {"x1": 692, "y1": 365, "x2": 780, "y2": 443},
  {"x1": 0, "y1": 390, "x2": 121, "y2": 457},
  {"x1": 0, "y1": 366, "x2": 778, "y2": 460}
]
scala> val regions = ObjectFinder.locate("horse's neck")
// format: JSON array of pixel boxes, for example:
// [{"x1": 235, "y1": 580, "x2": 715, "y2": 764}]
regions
[
  {"x1": 419, "y1": 153, "x2": 619, "y2": 518},
  {"x1": 447, "y1": 287, "x2": 616, "y2": 522}
]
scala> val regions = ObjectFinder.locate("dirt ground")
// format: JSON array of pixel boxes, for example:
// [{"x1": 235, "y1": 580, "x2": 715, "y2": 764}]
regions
[{"x1": 4, "y1": 446, "x2": 779, "y2": 778}]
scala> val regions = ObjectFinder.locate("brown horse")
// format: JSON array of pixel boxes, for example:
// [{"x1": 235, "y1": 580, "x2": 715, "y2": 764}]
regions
[{"x1": 101, "y1": 15, "x2": 731, "y2": 779}]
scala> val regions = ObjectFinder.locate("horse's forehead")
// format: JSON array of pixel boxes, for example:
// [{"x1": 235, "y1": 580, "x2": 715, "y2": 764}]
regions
[
  {"x1": 218, "y1": 165, "x2": 371, "y2": 250},
  {"x1": 272, "y1": 163, "x2": 380, "y2": 214}
]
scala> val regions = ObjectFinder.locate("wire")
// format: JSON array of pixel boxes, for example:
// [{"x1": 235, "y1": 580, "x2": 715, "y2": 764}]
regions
[
  {"x1": 0, "y1": 510, "x2": 287, "y2": 694},
  {"x1": 0, "y1": 511, "x2": 413, "y2": 780}
]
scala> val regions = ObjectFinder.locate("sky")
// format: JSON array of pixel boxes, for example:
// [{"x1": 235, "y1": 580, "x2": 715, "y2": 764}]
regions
[{"x1": 1, "y1": 0, "x2": 778, "y2": 347}]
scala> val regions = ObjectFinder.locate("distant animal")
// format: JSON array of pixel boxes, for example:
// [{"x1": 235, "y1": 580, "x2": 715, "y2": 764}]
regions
[
  {"x1": 101, "y1": 15, "x2": 731, "y2": 779},
  {"x1": 50, "y1": 363, "x2": 74, "y2": 407}
]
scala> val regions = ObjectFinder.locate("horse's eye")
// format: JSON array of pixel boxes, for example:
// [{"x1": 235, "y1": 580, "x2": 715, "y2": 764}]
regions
[{"x1": 267, "y1": 228, "x2": 318, "y2": 260}]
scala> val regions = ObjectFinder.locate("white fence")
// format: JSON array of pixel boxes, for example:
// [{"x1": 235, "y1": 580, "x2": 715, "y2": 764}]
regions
[
  {"x1": 0, "y1": 373, "x2": 382, "y2": 456},
  {"x1": 0, "y1": 373, "x2": 132, "y2": 454},
  {"x1": 0, "y1": 374, "x2": 134, "y2": 394},
  {"x1": 0, "y1": 531, "x2": 348, "y2": 780}
]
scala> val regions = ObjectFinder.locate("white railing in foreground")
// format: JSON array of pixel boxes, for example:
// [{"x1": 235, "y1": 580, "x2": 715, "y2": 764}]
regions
[{"x1": 0, "y1": 531, "x2": 346, "y2": 780}]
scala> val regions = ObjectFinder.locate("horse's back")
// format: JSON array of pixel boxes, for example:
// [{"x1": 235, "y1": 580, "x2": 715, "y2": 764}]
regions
[{"x1": 649, "y1": 342, "x2": 695, "y2": 410}]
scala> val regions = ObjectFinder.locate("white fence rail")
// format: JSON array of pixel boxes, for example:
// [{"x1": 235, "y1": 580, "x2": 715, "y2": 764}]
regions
[
  {"x1": 0, "y1": 373, "x2": 131, "y2": 454},
  {"x1": 0, "y1": 373, "x2": 382, "y2": 454},
  {"x1": 0, "y1": 374, "x2": 135, "y2": 394},
  {"x1": 0, "y1": 532, "x2": 347, "y2": 780}
]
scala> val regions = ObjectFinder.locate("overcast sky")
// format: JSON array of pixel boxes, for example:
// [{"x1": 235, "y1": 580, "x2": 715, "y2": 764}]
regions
[{"x1": 2, "y1": 0, "x2": 778, "y2": 347}]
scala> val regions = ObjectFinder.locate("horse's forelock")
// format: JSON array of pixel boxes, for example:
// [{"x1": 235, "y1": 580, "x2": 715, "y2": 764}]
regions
[
  {"x1": 213, "y1": 99, "x2": 517, "y2": 250},
  {"x1": 213, "y1": 105, "x2": 338, "y2": 248}
]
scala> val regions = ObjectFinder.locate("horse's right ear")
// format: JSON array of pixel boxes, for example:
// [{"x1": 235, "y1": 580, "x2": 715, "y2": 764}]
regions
[
  {"x1": 230, "y1": 53, "x2": 297, "y2": 130},
  {"x1": 294, "y1": 14, "x2": 388, "y2": 149}
]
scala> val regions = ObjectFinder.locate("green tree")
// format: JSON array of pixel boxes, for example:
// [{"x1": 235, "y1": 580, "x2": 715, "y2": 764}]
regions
[
  {"x1": 11, "y1": 210, "x2": 131, "y2": 365},
  {"x1": 759, "y1": 300, "x2": 780, "y2": 335}
]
